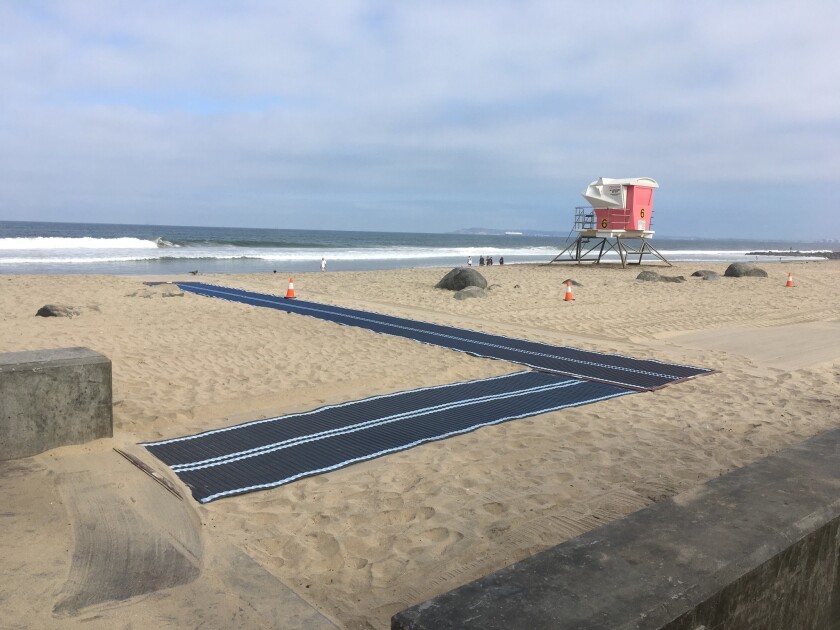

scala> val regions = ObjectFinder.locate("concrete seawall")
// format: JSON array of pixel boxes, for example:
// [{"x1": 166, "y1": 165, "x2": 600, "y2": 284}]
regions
[
  {"x1": 1, "y1": 348, "x2": 112, "y2": 460},
  {"x1": 393, "y1": 427, "x2": 840, "y2": 629}
]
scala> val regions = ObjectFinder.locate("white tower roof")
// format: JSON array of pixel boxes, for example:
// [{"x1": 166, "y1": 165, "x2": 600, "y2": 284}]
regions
[{"x1": 582, "y1": 177, "x2": 659, "y2": 209}]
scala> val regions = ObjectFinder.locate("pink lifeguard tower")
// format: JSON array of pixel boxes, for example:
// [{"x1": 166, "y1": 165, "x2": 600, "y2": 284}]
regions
[{"x1": 551, "y1": 177, "x2": 671, "y2": 267}]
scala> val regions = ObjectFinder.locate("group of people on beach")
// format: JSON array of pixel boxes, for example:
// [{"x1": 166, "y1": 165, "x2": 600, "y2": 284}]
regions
[
  {"x1": 320, "y1": 255, "x2": 506, "y2": 272},
  {"x1": 467, "y1": 255, "x2": 504, "y2": 267}
]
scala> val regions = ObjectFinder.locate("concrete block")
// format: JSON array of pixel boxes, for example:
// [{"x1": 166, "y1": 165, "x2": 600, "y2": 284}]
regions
[
  {"x1": 393, "y1": 427, "x2": 840, "y2": 629},
  {"x1": 1, "y1": 348, "x2": 112, "y2": 460}
]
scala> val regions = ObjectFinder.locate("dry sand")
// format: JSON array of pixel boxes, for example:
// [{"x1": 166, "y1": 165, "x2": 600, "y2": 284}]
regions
[{"x1": 1, "y1": 261, "x2": 839, "y2": 628}]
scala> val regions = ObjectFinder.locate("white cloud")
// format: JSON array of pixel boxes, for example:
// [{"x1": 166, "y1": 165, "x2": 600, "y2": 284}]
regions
[{"x1": 0, "y1": 1, "x2": 838, "y2": 237}]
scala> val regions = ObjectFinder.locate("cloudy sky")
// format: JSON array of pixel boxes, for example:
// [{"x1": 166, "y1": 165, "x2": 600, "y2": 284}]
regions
[{"x1": 1, "y1": 1, "x2": 838, "y2": 239}]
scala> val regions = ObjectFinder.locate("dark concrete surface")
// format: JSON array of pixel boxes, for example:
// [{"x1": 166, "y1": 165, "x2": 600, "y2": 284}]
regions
[
  {"x1": 393, "y1": 427, "x2": 840, "y2": 630},
  {"x1": 0, "y1": 449, "x2": 339, "y2": 628},
  {"x1": 52, "y1": 468, "x2": 202, "y2": 615},
  {"x1": 0, "y1": 347, "x2": 112, "y2": 460}
]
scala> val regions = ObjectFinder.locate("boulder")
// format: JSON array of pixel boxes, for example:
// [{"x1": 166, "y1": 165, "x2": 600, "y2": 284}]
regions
[
  {"x1": 35, "y1": 305, "x2": 80, "y2": 318},
  {"x1": 691, "y1": 270, "x2": 720, "y2": 281},
  {"x1": 636, "y1": 271, "x2": 685, "y2": 283},
  {"x1": 636, "y1": 271, "x2": 661, "y2": 282},
  {"x1": 453, "y1": 287, "x2": 487, "y2": 300},
  {"x1": 724, "y1": 263, "x2": 768, "y2": 278},
  {"x1": 435, "y1": 267, "x2": 488, "y2": 291}
]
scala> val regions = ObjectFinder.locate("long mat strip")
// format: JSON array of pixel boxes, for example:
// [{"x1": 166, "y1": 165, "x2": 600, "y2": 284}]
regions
[
  {"x1": 143, "y1": 371, "x2": 633, "y2": 503},
  {"x1": 176, "y1": 282, "x2": 711, "y2": 390}
]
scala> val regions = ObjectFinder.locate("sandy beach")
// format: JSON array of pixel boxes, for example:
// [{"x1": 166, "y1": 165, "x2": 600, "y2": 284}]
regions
[{"x1": 2, "y1": 260, "x2": 839, "y2": 629}]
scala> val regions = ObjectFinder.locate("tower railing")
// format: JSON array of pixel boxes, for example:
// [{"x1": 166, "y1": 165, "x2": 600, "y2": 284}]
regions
[
  {"x1": 574, "y1": 206, "x2": 655, "y2": 232},
  {"x1": 574, "y1": 207, "x2": 595, "y2": 230}
]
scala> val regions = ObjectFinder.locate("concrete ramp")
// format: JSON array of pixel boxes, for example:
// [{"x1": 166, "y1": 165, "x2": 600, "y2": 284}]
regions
[
  {"x1": 666, "y1": 320, "x2": 840, "y2": 370},
  {"x1": 1, "y1": 446, "x2": 338, "y2": 628},
  {"x1": 52, "y1": 453, "x2": 202, "y2": 614}
]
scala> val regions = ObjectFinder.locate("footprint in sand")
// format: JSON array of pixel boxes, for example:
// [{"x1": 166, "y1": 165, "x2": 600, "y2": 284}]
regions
[
  {"x1": 370, "y1": 556, "x2": 409, "y2": 587},
  {"x1": 347, "y1": 556, "x2": 368, "y2": 570},
  {"x1": 481, "y1": 502, "x2": 507, "y2": 516},
  {"x1": 417, "y1": 527, "x2": 465, "y2": 551},
  {"x1": 305, "y1": 531, "x2": 343, "y2": 570}
]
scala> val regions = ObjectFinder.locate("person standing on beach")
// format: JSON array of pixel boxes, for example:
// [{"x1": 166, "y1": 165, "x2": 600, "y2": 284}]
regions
[
  {"x1": 467, "y1": 256, "x2": 472, "y2": 267},
  {"x1": 320, "y1": 257, "x2": 326, "y2": 272}
]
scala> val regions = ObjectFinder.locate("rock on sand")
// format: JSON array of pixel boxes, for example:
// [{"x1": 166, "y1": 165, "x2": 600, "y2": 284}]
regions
[
  {"x1": 691, "y1": 270, "x2": 720, "y2": 281},
  {"x1": 636, "y1": 271, "x2": 686, "y2": 283},
  {"x1": 35, "y1": 305, "x2": 80, "y2": 317},
  {"x1": 724, "y1": 263, "x2": 768, "y2": 278},
  {"x1": 435, "y1": 268, "x2": 488, "y2": 291}
]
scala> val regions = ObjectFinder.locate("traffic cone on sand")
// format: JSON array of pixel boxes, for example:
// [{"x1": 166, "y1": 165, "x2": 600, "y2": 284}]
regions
[
  {"x1": 285, "y1": 277, "x2": 296, "y2": 299},
  {"x1": 785, "y1": 272, "x2": 794, "y2": 288},
  {"x1": 564, "y1": 281, "x2": 575, "y2": 301}
]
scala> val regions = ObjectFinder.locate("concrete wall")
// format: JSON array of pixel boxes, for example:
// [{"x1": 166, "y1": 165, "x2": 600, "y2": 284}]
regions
[
  {"x1": 1, "y1": 348, "x2": 112, "y2": 460},
  {"x1": 664, "y1": 518, "x2": 840, "y2": 629},
  {"x1": 393, "y1": 427, "x2": 840, "y2": 630}
]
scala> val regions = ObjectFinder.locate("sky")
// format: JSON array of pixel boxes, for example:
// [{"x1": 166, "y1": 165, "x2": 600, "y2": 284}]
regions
[{"x1": 1, "y1": 1, "x2": 838, "y2": 240}]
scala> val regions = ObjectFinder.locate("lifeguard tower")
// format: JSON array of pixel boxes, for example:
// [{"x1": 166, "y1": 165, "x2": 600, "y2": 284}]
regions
[{"x1": 551, "y1": 177, "x2": 671, "y2": 267}]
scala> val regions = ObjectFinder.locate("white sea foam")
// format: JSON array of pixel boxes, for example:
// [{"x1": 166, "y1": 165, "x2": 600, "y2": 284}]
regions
[
  {"x1": 0, "y1": 237, "x2": 160, "y2": 250},
  {"x1": 256, "y1": 246, "x2": 556, "y2": 261},
  {"x1": 587, "y1": 249, "x2": 826, "y2": 263},
  {"x1": 0, "y1": 241, "x2": 826, "y2": 267},
  {"x1": 0, "y1": 245, "x2": 558, "y2": 264}
]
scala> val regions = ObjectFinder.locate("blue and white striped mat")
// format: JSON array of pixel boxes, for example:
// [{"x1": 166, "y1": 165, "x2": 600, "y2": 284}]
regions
[
  {"x1": 143, "y1": 371, "x2": 633, "y2": 503},
  {"x1": 175, "y1": 282, "x2": 712, "y2": 391}
]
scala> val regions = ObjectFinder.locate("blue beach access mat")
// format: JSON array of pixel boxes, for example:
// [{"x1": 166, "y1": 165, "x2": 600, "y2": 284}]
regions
[
  {"x1": 143, "y1": 371, "x2": 633, "y2": 503},
  {"x1": 174, "y1": 282, "x2": 712, "y2": 391}
]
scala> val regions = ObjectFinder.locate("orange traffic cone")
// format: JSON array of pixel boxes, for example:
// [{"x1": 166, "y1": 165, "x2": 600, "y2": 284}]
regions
[
  {"x1": 285, "y1": 277, "x2": 296, "y2": 299},
  {"x1": 785, "y1": 272, "x2": 794, "y2": 288},
  {"x1": 564, "y1": 281, "x2": 575, "y2": 301}
]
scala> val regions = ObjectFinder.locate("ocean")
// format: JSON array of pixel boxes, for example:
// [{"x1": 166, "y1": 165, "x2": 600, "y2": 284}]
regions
[{"x1": 0, "y1": 220, "x2": 833, "y2": 275}]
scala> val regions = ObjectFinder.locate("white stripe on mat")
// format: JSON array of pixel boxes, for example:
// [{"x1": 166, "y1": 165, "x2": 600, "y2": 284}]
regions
[
  {"x1": 195, "y1": 388, "x2": 630, "y2": 503},
  {"x1": 142, "y1": 370, "x2": 535, "y2": 447},
  {"x1": 182, "y1": 283, "x2": 677, "y2": 383},
  {"x1": 172, "y1": 378, "x2": 581, "y2": 472}
]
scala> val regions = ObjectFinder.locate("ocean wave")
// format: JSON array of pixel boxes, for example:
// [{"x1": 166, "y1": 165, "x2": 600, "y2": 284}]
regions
[
  {"x1": 0, "y1": 245, "x2": 558, "y2": 265},
  {"x1": 0, "y1": 255, "x2": 173, "y2": 264},
  {"x1": 658, "y1": 249, "x2": 828, "y2": 260},
  {"x1": 1, "y1": 243, "x2": 825, "y2": 267},
  {"x1": 255, "y1": 246, "x2": 557, "y2": 261},
  {"x1": 0, "y1": 254, "x2": 265, "y2": 264},
  {"x1": 0, "y1": 236, "x2": 161, "y2": 250},
  {"x1": 219, "y1": 239, "x2": 337, "y2": 249}
]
